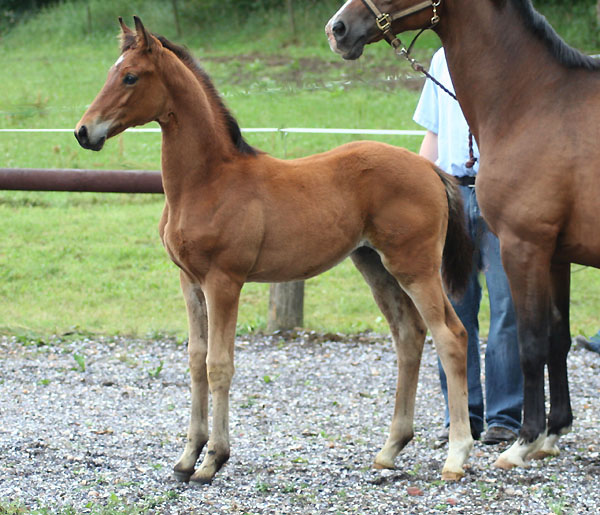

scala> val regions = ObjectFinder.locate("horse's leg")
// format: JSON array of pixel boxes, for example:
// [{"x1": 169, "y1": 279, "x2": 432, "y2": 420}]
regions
[
  {"x1": 350, "y1": 247, "x2": 427, "y2": 470},
  {"x1": 174, "y1": 272, "x2": 209, "y2": 482},
  {"x1": 495, "y1": 241, "x2": 551, "y2": 469},
  {"x1": 532, "y1": 263, "x2": 573, "y2": 460},
  {"x1": 190, "y1": 272, "x2": 241, "y2": 484},
  {"x1": 388, "y1": 269, "x2": 472, "y2": 480}
]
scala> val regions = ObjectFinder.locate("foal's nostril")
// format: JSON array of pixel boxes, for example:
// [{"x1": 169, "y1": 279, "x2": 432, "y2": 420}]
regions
[
  {"x1": 332, "y1": 20, "x2": 347, "y2": 38},
  {"x1": 78, "y1": 125, "x2": 88, "y2": 141},
  {"x1": 75, "y1": 125, "x2": 89, "y2": 147}
]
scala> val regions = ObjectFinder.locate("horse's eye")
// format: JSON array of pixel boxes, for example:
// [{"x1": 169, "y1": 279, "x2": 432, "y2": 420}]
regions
[{"x1": 123, "y1": 74, "x2": 138, "y2": 85}]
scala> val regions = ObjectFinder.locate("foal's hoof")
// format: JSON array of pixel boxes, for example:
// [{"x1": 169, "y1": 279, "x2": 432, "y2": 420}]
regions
[
  {"x1": 173, "y1": 467, "x2": 194, "y2": 483},
  {"x1": 189, "y1": 469, "x2": 215, "y2": 485},
  {"x1": 373, "y1": 455, "x2": 395, "y2": 470},
  {"x1": 441, "y1": 469, "x2": 464, "y2": 481},
  {"x1": 373, "y1": 462, "x2": 394, "y2": 470},
  {"x1": 493, "y1": 457, "x2": 517, "y2": 470}
]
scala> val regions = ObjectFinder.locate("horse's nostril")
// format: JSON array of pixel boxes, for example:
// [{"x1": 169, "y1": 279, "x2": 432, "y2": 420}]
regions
[
  {"x1": 332, "y1": 20, "x2": 346, "y2": 38},
  {"x1": 78, "y1": 125, "x2": 88, "y2": 140}
]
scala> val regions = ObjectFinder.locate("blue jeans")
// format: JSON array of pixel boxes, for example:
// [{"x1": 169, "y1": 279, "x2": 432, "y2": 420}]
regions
[{"x1": 438, "y1": 185, "x2": 523, "y2": 435}]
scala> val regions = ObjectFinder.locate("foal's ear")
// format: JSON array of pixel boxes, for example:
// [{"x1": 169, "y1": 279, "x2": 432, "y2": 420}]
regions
[
  {"x1": 119, "y1": 17, "x2": 133, "y2": 36},
  {"x1": 133, "y1": 15, "x2": 159, "y2": 53}
]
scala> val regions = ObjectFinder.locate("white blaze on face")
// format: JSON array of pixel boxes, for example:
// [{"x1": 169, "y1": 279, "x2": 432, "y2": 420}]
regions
[
  {"x1": 113, "y1": 54, "x2": 125, "y2": 68},
  {"x1": 325, "y1": 0, "x2": 353, "y2": 53}
]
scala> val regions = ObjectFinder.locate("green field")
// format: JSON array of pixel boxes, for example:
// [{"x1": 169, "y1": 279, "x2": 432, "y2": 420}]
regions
[{"x1": 1, "y1": 0, "x2": 599, "y2": 339}]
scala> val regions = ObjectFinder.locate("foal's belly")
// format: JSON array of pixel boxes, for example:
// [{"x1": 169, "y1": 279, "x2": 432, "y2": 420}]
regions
[{"x1": 246, "y1": 238, "x2": 364, "y2": 283}]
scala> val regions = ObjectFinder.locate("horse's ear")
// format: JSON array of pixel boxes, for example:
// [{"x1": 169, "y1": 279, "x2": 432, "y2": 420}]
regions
[{"x1": 133, "y1": 15, "x2": 158, "y2": 53}]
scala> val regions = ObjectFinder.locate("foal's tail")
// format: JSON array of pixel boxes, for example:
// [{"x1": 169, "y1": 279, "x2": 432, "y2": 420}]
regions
[{"x1": 434, "y1": 166, "x2": 473, "y2": 299}]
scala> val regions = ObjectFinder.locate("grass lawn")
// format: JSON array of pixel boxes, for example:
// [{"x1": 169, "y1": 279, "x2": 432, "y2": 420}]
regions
[{"x1": 0, "y1": 0, "x2": 598, "y2": 339}]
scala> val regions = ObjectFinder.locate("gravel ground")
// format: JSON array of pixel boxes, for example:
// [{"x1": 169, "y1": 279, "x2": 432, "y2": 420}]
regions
[{"x1": 1, "y1": 331, "x2": 600, "y2": 514}]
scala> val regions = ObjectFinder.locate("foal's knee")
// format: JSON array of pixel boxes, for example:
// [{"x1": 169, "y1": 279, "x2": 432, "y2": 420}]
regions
[
  {"x1": 206, "y1": 360, "x2": 234, "y2": 390},
  {"x1": 188, "y1": 348, "x2": 208, "y2": 382}
]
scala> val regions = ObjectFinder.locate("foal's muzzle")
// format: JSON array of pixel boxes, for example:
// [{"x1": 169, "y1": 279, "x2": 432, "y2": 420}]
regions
[{"x1": 74, "y1": 124, "x2": 106, "y2": 152}]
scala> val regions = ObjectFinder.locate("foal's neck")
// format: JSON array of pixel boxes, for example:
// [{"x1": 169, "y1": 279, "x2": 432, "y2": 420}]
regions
[{"x1": 157, "y1": 58, "x2": 235, "y2": 200}]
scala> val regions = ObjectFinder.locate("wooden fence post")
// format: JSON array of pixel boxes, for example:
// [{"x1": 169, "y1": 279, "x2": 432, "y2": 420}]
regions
[{"x1": 267, "y1": 281, "x2": 304, "y2": 331}]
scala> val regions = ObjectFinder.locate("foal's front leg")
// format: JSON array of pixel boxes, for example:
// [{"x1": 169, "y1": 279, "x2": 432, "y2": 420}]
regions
[
  {"x1": 174, "y1": 272, "x2": 209, "y2": 482},
  {"x1": 190, "y1": 272, "x2": 241, "y2": 484}
]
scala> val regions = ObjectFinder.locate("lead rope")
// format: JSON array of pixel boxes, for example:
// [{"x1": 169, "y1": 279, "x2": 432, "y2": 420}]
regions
[{"x1": 393, "y1": 32, "x2": 478, "y2": 169}]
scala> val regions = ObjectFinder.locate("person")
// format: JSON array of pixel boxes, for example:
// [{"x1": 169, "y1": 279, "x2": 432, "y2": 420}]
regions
[
  {"x1": 413, "y1": 48, "x2": 523, "y2": 444},
  {"x1": 574, "y1": 330, "x2": 600, "y2": 354}
]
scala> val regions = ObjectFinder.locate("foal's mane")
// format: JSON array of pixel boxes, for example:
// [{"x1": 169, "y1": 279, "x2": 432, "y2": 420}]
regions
[
  {"x1": 121, "y1": 31, "x2": 259, "y2": 156},
  {"x1": 498, "y1": 0, "x2": 600, "y2": 71}
]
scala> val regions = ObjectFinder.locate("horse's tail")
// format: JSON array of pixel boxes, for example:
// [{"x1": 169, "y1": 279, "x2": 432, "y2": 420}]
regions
[{"x1": 434, "y1": 166, "x2": 473, "y2": 299}]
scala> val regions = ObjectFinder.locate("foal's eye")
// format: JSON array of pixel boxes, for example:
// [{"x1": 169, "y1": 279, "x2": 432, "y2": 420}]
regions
[{"x1": 123, "y1": 73, "x2": 138, "y2": 85}]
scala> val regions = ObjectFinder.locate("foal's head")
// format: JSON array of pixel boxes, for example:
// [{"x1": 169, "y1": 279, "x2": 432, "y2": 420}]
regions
[{"x1": 75, "y1": 17, "x2": 171, "y2": 151}]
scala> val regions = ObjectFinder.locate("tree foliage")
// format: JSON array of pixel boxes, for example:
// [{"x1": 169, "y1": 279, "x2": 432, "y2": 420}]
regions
[{"x1": 1, "y1": 0, "x2": 598, "y2": 35}]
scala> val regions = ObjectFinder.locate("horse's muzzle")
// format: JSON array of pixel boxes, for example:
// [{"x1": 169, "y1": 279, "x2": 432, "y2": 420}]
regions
[{"x1": 325, "y1": 15, "x2": 367, "y2": 60}]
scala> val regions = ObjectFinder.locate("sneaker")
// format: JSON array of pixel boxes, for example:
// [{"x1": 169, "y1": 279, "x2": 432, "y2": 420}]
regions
[
  {"x1": 436, "y1": 424, "x2": 481, "y2": 444},
  {"x1": 574, "y1": 335, "x2": 600, "y2": 354},
  {"x1": 481, "y1": 426, "x2": 518, "y2": 445}
]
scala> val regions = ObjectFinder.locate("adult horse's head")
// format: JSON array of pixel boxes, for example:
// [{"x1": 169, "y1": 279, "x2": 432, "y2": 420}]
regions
[
  {"x1": 326, "y1": 0, "x2": 442, "y2": 60},
  {"x1": 75, "y1": 16, "x2": 168, "y2": 151}
]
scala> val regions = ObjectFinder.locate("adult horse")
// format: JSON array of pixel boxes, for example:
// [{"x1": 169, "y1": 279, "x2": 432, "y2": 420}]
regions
[
  {"x1": 75, "y1": 17, "x2": 475, "y2": 482},
  {"x1": 326, "y1": 0, "x2": 600, "y2": 470}
]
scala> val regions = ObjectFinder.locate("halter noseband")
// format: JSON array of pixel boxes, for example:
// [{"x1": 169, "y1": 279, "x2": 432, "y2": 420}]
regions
[{"x1": 360, "y1": 0, "x2": 441, "y2": 50}]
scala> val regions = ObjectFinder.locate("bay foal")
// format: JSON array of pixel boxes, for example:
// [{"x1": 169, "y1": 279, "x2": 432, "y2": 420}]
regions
[{"x1": 75, "y1": 17, "x2": 473, "y2": 483}]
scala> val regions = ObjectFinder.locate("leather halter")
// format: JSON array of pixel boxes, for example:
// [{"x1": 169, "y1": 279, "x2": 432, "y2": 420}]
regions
[{"x1": 360, "y1": 0, "x2": 441, "y2": 50}]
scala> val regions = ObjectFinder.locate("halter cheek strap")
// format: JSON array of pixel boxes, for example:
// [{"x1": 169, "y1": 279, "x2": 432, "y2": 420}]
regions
[{"x1": 360, "y1": 0, "x2": 441, "y2": 50}]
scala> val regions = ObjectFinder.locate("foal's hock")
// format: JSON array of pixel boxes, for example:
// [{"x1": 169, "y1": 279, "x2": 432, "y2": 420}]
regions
[{"x1": 75, "y1": 16, "x2": 473, "y2": 483}]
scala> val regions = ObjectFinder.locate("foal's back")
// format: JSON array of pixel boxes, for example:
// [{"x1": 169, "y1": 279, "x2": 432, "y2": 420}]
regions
[{"x1": 228, "y1": 140, "x2": 450, "y2": 283}]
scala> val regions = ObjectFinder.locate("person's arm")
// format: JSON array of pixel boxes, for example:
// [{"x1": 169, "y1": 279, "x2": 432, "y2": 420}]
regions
[{"x1": 419, "y1": 130, "x2": 439, "y2": 163}]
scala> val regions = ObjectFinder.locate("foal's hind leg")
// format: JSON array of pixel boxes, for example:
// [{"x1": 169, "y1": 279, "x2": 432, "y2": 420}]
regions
[
  {"x1": 396, "y1": 273, "x2": 472, "y2": 480},
  {"x1": 173, "y1": 272, "x2": 209, "y2": 482},
  {"x1": 532, "y1": 263, "x2": 573, "y2": 460},
  {"x1": 350, "y1": 247, "x2": 427, "y2": 470}
]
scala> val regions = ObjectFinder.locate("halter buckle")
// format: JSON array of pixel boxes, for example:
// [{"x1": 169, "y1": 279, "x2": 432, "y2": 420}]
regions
[{"x1": 376, "y1": 13, "x2": 392, "y2": 32}]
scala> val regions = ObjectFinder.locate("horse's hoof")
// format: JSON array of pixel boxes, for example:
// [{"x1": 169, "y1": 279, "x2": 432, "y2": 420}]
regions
[
  {"x1": 173, "y1": 468, "x2": 193, "y2": 483},
  {"x1": 441, "y1": 469, "x2": 464, "y2": 481},
  {"x1": 530, "y1": 449, "x2": 559, "y2": 460},
  {"x1": 494, "y1": 457, "x2": 516, "y2": 470}
]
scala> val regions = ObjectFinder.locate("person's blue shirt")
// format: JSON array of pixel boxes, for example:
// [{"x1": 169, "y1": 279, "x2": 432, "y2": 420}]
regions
[{"x1": 413, "y1": 48, "x2": 479, "y2": 177}]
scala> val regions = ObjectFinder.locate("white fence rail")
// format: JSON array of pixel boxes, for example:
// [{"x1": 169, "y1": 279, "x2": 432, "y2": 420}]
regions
[{"x1": 0, "y1": 128, "x2": 426, "y2": 136}]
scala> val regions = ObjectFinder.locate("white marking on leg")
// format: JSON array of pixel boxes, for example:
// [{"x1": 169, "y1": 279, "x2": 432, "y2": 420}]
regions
[{"x1": 496, "y1": 432, "x2": 546, "y2": 468}]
